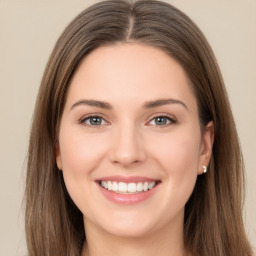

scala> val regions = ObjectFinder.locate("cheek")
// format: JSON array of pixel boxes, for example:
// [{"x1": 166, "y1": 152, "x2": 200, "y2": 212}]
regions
[
  {"x1": 147, "y1": 128, "x2": 201, "y2": 192},
  {"x1": 157, "y1": 132, "x2": 201, "y2": 212},
  {"x1": 167, "y1": 137, "x2": 199, "y2": 173},
  {"x1": 59, "y1": 129, "x2": 109, "y2": 176},
  {"x1": 58, "y1": 127, "x2": 109, "y2": 207}
]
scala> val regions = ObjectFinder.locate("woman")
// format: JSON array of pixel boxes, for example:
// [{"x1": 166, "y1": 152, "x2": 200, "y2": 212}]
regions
[{"x1": 25, "y1": 0, "x2": 253, "y2": 255}]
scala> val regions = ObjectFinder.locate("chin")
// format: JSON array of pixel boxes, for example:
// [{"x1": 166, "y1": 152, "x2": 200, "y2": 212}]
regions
[
  {"x1": 104, "y1": 223, "x2": 154, "y2": 238},
  {"x1": 92, "y1": 211, "x2": 161, "y2": 238}
]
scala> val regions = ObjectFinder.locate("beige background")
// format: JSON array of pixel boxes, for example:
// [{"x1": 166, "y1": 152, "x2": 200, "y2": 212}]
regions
[{"x1": 0, "y1": 0, "x2": 255, "y2": 255}]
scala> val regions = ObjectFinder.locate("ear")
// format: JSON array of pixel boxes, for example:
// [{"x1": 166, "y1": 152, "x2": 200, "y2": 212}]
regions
[
  {"x1": 198, "y1": 121, "x2": 214, "y2": 175},
  {"x1": 55, "y1": 142, "x2": 62, "y2": 170}
]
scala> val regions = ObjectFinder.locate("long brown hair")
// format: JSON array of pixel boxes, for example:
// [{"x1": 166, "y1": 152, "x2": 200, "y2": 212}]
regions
[{"x1": 25, "y1": 0, "x2": 253, "y2": 255}]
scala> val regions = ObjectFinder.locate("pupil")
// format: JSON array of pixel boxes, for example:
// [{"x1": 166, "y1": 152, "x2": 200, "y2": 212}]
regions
[
  {"x1": 156, "y1": 117, "x2": 166, "y2": 125},
  {"x1": 91, "y1": 117, "x2": 101, "y2": 125}
]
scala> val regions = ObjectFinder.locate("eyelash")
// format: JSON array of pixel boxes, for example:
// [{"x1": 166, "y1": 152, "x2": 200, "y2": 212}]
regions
[
  {"x1": 79, "y1": 114, "x2": 108, "y2": 127},
  {"x1": 79, "y1": 114, "x2": 177, "y2": 128},
  {"x1": 147, "y1": 114, "x2": 177, "y2": 127}
]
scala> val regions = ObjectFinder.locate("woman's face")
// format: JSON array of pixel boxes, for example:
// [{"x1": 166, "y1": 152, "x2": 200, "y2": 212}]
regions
[{"x1": 56, "y1": 43, "x2": 213, "y2": 238}]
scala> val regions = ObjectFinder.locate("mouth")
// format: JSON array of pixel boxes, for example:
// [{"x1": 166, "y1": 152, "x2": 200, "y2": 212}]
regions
[
  {"x1": 95, "y1": 176, "x2": 161, "y2": 204},
  {"x1": 99, "y1": 180, "x2": 159, "y2": 194}
]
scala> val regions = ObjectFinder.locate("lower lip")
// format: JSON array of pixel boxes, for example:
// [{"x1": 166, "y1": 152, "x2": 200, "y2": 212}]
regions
[{"x1": 97, "y1": 183, "x2": 159, "y2": 205}]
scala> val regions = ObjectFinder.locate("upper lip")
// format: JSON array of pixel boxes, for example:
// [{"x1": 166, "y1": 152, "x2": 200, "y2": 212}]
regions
[{"x1": 96, "y1": 175, "x2": 160, "y2": 183}]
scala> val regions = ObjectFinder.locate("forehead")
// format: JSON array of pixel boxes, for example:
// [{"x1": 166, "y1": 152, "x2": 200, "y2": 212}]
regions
[{"x1": 66, "y1": 43, "x2": 197, "y2": 111}]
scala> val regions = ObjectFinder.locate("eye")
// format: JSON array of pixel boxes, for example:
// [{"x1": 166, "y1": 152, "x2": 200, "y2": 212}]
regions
[
  {"x1": 80, "y1": 115, "x2": 108, "y2": 127},
  {"x1": 148, "y1": 115, "x2": 176, "y2": 126}
]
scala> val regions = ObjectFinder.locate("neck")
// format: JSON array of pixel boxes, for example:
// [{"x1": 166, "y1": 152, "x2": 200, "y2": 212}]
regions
[{"x1": 81, "y1": 215, "x2": 186, "y2": 256}]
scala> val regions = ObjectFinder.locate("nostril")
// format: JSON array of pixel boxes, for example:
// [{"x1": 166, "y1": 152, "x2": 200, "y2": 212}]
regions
[{"x1": 108, "y1": 146, "x2": 147, "y2": 167}]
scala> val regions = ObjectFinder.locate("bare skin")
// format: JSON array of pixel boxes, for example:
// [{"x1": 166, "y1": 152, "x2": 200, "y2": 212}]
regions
[{"x1": 56, "y1": 43, "x2": 214, "y2": 256}]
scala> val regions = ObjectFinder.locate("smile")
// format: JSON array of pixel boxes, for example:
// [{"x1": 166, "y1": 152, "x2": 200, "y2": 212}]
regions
[
  {"x1": 100, "y1": 181, "x2": 157, "y2": 194},
  {"x1": 96, "y1": 176, "x2": 161, "y2": 205}
]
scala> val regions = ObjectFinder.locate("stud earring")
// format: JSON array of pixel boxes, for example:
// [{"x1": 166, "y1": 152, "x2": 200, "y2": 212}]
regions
[{"x1": 203, "y1": 165, "x2": 207, "y2": 173}]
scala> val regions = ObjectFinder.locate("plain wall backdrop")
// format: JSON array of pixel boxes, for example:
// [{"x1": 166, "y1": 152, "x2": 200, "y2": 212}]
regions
[{"x1": 0, "y1": 0, "x2": 255, "y2": 255}]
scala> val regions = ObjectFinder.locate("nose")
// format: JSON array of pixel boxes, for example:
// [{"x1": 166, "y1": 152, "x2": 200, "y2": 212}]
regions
[{"x1": 108, "y1": 123, "x2": 147, "y2": 168}]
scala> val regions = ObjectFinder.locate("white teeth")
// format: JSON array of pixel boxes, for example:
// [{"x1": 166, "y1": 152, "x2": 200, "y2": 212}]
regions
[
  {"x1": 112, "y1": 181, "x2": 118, "y2": 191},
  {"x1": 127, "y1": 183, "x2": 136, "y2": 193},
  {"x1": 119, "y1": 182, "x2": 127, "y2": 193},
  {"x1": 143, "y1": 182, "x2": 148, "y2": 191},
  {"x1": 107, "y1": 181, "x2": 112, "y2": 191},
  {"x1": 148, "y1": 182, "x2": 156, "y2": 189},
  {"x1": 100, "y1": 181, "x2": 157, "y2": 193},
  {"x1": 136, "y1": 182, "x2": 143, "y2": 192},
  {"x1": 101, "y1": 181, "x2": 107, "y2": 189}
]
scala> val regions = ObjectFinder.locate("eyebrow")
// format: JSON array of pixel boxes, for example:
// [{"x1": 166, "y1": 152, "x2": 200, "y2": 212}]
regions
[
  {"x1": 143, "y1": 98, "x2": 188, "y2": 110},
  {"x1": 70, "y1": 99, "x2": 112, "y2": 110},
  {"x1": 70, "y1": 98, "x2": 188, "y2": 111}
]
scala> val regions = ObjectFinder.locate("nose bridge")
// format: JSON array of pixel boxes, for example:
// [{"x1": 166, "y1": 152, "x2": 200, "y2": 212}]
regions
[{"x1": 109, "y1": 119, "x2": 146, "y2": 166}]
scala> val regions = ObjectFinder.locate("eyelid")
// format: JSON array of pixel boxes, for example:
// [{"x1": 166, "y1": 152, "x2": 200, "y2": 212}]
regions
[
  {"x1": 78, "y1": 112, "x2": 176, "y2": 127},
  {"x1": 79, "y1": 113, "x2": 110, "y2": 127},
  {"x1": 146, "y1": 113, "x2": 177, "y2": 126}
]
